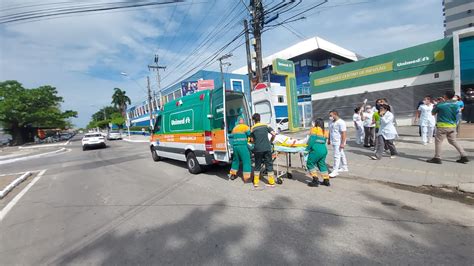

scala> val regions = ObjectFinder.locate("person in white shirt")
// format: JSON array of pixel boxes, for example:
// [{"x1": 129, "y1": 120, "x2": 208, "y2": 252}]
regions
[
  {"x1": 362, "y1": 105, "x2": 375, "y2": 147},
  {"x1": 371, "y1": 104, "x2": 398, "y2": 160},
  {"x1": 328, "y1": 110, "x2": 348, "y2": 177},
  {"x1": 353, "y1": 107, "x2": 364, "y2": 145},
  {"x1": 415, "y1": 96, "x2": 436, "y2": 145}
]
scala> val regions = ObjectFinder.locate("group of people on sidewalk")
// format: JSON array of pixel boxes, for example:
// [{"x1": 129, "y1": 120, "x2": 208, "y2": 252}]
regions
[
  {"x1": 352, "y1": 98, "x2": 399, "y2": 160},
  {"x1": 228, "y1": 90, "x2": 469, "y2": 189}
]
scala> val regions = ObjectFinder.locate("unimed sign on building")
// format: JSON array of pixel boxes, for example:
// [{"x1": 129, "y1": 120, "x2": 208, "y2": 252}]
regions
[{"x1": 272, "y1": 58, "x2": 300, "y2": 132}]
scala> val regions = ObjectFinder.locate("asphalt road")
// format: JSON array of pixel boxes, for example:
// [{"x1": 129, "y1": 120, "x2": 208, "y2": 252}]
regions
[{"x1": 1, "y1": 135, "x2": 473, "y2": 265}]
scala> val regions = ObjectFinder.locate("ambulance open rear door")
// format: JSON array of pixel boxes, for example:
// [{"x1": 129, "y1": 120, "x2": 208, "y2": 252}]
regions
[{"x1": 210, "y1": 87, "x2": 230, "y2": 163}]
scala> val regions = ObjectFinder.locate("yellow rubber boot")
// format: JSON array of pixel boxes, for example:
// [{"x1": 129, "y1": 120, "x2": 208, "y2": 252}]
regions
[
  {"x1": 308, "y1": 171, "x2": 320, "y2": 187},
  {"x1": 253, "y1": 173, "x2": 260, "y2": 187},
  {"x1": 321, "y1": 173, "x2": 330, "y2": 187},
  {"x1": 267, "y1": 173, "x2": 275, "y2": 187}
]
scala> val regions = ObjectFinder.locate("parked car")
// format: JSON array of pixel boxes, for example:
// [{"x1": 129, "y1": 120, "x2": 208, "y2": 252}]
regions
[
  {"x1": 276, "y1": 117, "x2": 289, "y2": 133},
  {"x1": 107, "y1": 131, "x2": 122, "y2": 140},
  {"x1": 82, "y1": 133, "x2": 106, "y2": 151},
  {"x1": 60, "y1": 133, "x2": 72, "y2": 141}
]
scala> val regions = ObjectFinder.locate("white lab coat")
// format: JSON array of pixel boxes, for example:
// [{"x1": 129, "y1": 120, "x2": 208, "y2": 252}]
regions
[
  {"x1": 418, "y1": 104, "x2": 436, "y2": 127},
  {"x1": 378, "y1": 111, "x2": 398, "y2": 140}
]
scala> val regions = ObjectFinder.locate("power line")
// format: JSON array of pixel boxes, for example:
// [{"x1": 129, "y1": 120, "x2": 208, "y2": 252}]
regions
[
  {"x1": 160, "y1": 2, "x2": 247, "y2": 83},
  {"x1": 162, "y1": 1, "x2": 245, "y2": 73},
  {"x1": 0, "y1": 0, "x2": 184, "y2": 24}
]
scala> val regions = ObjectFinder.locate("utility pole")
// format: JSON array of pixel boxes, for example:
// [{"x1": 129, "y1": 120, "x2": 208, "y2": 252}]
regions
[
  {"x1": 217, "y1": 53, "x2": 233, "y2": 90},
  {"x1": 251, "y1": 0, "x2": 264, "y2": 84},
  {"x1": 146, "y1": 76, "x2": 153, "y2": 129},
  {"x1": 148, "y1": 55, "x2": 166, "y2": 110},
  {"x1": 244, "y1": 19, "x2": 255, "y2": 89}
]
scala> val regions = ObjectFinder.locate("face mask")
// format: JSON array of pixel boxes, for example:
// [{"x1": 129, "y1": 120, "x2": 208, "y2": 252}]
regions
[
  {"x1": 375, "y1": 104, "x2": 381, "y2": 110},
  {"x1": 329, "y1": 117, "x2": 334, "y2": 121},
  {"x1": 423, "y1": 100, "x2": 429, "y2": 105}
]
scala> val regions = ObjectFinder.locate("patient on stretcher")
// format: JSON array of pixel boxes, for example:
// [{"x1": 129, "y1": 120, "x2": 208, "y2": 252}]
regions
[{"x1": 272, "y1": 133, "x2": 307, "y2": 147}]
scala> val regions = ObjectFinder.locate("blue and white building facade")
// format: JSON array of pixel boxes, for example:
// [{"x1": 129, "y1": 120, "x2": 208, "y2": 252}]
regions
[{"x1": 126, "y1": 70, "x2": 251, "y2": 127}]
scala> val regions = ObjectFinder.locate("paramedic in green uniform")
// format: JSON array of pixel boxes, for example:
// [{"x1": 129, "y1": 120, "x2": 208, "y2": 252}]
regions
[
  {"x1": 306, "y1": 118, "x2": 330, "y2": 187},
  {"x1": 229, "y1": 117, "x2": 252, "y2": 182},
  {"x1": 250, "y1": 113, "x2": 276, "y2": 187}
]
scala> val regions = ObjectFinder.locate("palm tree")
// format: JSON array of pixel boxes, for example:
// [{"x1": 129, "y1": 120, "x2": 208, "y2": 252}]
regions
[{"x1": 111, "y1": 88, "x2": 131, "y2": 117}]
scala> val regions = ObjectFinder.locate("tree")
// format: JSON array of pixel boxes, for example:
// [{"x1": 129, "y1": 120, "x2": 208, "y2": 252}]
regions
[
  {"x1": 111, "y1": 88, "x2": 131, "y2": 117},
  {"x1": 91, "y1": 106, "x2": 120, "y2": 122},
  {"x1": 0, "y1": 80, "x2": 77, "y2": 145},
  {"x1": 110, "y1": 112, "x2": 125, "y2": 129}
]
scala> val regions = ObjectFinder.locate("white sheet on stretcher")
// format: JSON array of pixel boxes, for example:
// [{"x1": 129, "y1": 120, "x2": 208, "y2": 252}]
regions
[{"x1": 274, "y1": 145, "x2": 306, "y2": 153}]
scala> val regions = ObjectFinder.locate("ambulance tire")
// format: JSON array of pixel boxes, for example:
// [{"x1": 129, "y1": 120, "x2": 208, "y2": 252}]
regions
[
  {"x1": 151, "y1": 146, "x2": 162, "y2": 162},
  {"x1": 186, "y1": 152, "x2": 202, "y2": 174}
]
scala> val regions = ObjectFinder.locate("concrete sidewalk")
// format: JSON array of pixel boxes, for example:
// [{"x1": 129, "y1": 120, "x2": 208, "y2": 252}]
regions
[
  {"x1": 284, "y1": 126, "x2": 473, "y2": 190},
  {"x1": 122, "y1": 134, "x2": 149, "y2": 143}
]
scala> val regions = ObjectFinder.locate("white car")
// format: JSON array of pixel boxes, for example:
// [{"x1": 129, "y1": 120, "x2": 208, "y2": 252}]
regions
[
  {"x1": 107, "y1": 131, "x2": 122, "y2": 140},
  {"x1": 82, "y1": 133, "x2": 106, "y2": 151},
  {"x1": 276, "y1": 117, "x2": 289, "y2": 133}
]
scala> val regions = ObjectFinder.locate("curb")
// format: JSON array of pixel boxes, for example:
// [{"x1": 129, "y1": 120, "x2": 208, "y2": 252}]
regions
[
  {"x1": 122, "y1": 138, "x2": 149, "y2": 143},
  {"x1": 0, "y1": 171, "x2": 31, "y2": 199},
  {"x1": 0, "y1": 148, "x2": 67, "y2": 165},
  {"x1": 18, "y1": 139, "x2": 71, "y2": 149},
  {"x1": 458, "y1": 183, "x2": 474, "y2": 194}
]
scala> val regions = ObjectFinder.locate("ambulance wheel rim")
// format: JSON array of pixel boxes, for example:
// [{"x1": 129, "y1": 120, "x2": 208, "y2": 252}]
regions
[{"x1": 188, "y1": 158, "x2": 195, "y2": 168}]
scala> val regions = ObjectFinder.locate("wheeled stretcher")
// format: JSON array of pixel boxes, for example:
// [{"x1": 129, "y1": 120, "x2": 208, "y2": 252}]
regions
[{"x1": 272, "y1": 145, "x2": 308, "y2": 184}]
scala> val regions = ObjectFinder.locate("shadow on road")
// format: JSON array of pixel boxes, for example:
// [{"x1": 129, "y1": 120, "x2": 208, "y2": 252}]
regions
[{"x1": 51, "y1": 193, "x2": 473, "y2": 264}]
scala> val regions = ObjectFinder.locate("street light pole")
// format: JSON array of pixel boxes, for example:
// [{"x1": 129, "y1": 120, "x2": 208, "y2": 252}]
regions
[
  {"x1": 148, "y1": 55, "x2": 166, "y2": 110},
  {"x1": 217, "y1": 53, "x2": 232, "y2": 90}
]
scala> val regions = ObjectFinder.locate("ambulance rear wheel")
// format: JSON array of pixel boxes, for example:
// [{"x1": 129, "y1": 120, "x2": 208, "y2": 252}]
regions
[
  {"x1": 151, "y1": 146, "x2": 162, "y2": 162},
  {"x1": 186, "y1": 152, "x2": 202, "y2": 174}
]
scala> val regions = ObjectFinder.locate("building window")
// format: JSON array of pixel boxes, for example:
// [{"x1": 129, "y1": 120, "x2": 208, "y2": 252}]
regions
[
  {"x1": 278, "y1": 95, "x2": 284, "y2": 103},
  {"x1": 301, "y1": 60, "x2": 307, "y2": 67},
  {"x1": 174, "y1": 89, "x2": 182, "y2": 99},
  {"x1": 230, "y1": 79, "x2": 244, "y2": 92}
]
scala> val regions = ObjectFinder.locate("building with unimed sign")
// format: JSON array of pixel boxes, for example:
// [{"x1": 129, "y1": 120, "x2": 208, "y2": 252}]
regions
[{"x1": 309, "y1": 28, "x2": 474, "y2": 124}]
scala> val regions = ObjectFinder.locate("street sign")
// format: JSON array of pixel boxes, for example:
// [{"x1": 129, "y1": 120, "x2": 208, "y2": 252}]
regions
[
  {"x1": 271, "y1": 58, "x2": 299, "y2": 132},
  {"x1": 197, "y1": 80, "x2": 215, "y2": 91}
]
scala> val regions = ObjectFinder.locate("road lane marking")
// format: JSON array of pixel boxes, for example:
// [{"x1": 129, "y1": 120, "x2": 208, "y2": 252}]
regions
[
  {"x1": 0, "y1": 148, "x2": 70, "y2": 165},
  {"x1": 0, "y1": 169, "x2": 47, "y2": 222}
]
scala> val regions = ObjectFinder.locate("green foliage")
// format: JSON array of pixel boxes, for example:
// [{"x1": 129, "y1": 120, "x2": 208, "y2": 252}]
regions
[
  {"x1": 111, "y1": 88, "x2": 131, "y2": 116},
  {"x1": 91, "y1": 106, "x2": 120, "y2": 122},
  {"x1": 110, "y1": 112, "x2": 125, "y2": 128},
  {"x1": 0, "y1": 80, "x2": 77, "y2": 144}
]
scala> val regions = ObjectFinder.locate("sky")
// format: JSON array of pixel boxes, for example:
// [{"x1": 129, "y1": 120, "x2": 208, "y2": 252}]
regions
[{"x1": 0, "y1": 0, "x2": 445, "y2": 127}]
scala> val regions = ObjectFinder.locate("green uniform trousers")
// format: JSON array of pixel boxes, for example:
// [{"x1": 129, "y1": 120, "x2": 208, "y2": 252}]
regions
[
  {"x1": 230, "y1": 144, "x2": 252, "y2": 179},
  {"x1": 306, "y1": 147, "x2": 328, "y2": 174}
]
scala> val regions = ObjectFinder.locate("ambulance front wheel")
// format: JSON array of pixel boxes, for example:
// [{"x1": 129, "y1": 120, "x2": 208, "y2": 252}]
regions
[
  {"x1": 151, "y1": 146, "x2": 162, "y2": 162},
  {"x1": 186, "y1": 152, "x2": 202, "y2": 174}
]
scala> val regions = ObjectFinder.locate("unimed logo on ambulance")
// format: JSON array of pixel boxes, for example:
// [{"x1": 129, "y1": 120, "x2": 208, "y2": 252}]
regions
[{"x1": 169, "y1": 109, "x2": 194, "y2": 131}]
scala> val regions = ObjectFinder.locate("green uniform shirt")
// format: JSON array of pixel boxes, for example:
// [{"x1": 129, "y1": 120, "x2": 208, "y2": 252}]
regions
[
  {"x1": 230, "y1": 124, "x2": 250, "y2": 146},
  {"x1": 433, "y1": 100, "x2": 458, "y2": 128},
  {"x1": 250, "y1": 123, "x2": 274, "y2": 152},
  {"x1": 373, "y1": 112, "x2": 380, "y2": 129}
]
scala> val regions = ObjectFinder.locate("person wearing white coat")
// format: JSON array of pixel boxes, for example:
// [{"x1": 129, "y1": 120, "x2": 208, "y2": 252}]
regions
[
  {"x1": 416, "y1": 96, "x2": 436, "y2": 145},
  {"x1": 353, "y1": 107, "x2": 365, "y2": 145},
  {"x1": 371, "y1": 104, "x2": 398, "y2": 160}
]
